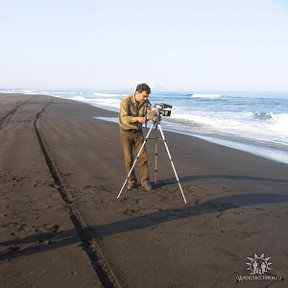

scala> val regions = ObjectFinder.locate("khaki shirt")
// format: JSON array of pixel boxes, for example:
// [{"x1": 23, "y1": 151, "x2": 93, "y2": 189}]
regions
[{"x1": 118, "y1": 93, "x2": 152, "y2": 130}]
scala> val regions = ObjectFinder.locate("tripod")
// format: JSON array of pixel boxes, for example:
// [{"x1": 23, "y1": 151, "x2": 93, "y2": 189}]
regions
[{"x1": 117, "y1": 114, "x2": 187, "y2": 205}]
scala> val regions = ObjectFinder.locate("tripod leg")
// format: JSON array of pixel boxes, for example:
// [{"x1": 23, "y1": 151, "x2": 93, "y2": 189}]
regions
[
  {"x1": 154, "y1": 128, "x2": 158, "y2": 184},
  {"x1": 158, "y1": 124, "x2": 187, "y2": 204},
  {"x1": 117, "y1": 125, "x2": 154, "y2": 199}
]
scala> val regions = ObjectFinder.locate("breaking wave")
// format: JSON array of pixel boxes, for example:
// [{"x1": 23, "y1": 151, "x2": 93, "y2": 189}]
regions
[{"x1": 191, "y1": 93, "x2": 223, "y2": 99}]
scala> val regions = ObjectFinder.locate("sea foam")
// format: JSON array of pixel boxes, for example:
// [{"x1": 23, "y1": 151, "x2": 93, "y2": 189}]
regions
[{"x1": 191, "y1": 93, "x2": 222, "y2": 99}]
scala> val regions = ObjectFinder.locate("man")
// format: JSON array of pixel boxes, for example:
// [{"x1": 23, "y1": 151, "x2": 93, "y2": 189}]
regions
[{"x1": 119, "y1": 83, "x2": 153, "y2": 191}]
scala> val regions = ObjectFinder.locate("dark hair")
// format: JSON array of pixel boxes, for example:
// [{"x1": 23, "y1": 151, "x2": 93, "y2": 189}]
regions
[{"x1": 135, "y1": 83, "x2": 151, "y2": 94}]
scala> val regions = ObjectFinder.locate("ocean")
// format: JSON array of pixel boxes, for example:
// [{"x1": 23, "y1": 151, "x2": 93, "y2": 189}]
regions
[{"x1": 2, "y1": 88, "x2": 288, "y2": 164}]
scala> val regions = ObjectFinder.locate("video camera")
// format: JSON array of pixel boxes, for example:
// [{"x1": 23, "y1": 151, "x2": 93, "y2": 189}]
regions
[{"x1": 149, "y1": 103, "x2": 172, "y2": 118}]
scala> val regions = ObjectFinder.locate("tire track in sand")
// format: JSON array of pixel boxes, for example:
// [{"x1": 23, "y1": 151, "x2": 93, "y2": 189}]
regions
[
  {"x1": 0, "y1": 97, "x2": 33, "y2": 129},
  {"x1": 33, "y1": 98, "x2": 123, "y2": 288}
]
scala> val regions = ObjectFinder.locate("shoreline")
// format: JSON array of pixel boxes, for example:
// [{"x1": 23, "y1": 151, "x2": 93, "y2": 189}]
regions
[
  {"x1": 2, "y1": 91, "x2": 288, "y2": 164},
  {"x1": 2, "y1": 91, "x2": 288, "y2": 166},
  {"x1": 2, "y1": 91, "x2": 288, "y2": 165},
  {"x1": 95, "y1": 115, "x2": 288, "y2": 166},
  {"x1": 41, "y1": 92, "x2": 288, "y2": 166}
]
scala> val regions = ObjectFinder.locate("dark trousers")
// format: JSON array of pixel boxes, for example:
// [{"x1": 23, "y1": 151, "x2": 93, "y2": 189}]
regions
[{"x1": 120, "y1": 129, "x2": 150, "y2": 185}]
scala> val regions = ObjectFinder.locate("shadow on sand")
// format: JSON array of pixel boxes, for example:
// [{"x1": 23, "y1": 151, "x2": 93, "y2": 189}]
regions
[{"x1": 1, "y1": 192, "x2": 288, "y2": 260}]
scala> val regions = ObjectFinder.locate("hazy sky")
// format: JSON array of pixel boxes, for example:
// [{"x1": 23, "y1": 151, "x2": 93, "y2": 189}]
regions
[{"x1": 1, "y1": 0, "x2": 287, "y2": 91}]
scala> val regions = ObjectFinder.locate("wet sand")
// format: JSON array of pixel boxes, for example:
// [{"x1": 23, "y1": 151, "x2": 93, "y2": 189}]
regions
[{"x1": 1, "y1": 93, "x2": 287, "y2": 287}]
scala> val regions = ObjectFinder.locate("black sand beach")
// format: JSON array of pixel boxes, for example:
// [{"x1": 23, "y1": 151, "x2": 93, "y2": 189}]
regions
[{"x1": 0, "y1": 94, "x2": 287, "y2": 287}]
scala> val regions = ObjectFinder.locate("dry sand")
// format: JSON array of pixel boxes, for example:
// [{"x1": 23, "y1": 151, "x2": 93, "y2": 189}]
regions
[{"x1": 0, "y1": 93, "x2": 287, "y2": 288}]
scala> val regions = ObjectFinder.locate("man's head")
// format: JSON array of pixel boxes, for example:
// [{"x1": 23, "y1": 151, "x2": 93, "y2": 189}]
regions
[{"x1": 135, "y1": 83, "x2": 151, "y2": 103}]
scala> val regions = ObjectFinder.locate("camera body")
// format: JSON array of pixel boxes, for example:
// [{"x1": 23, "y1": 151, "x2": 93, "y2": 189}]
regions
[{"x1": 149, "y1": 103, "x2": 172, "y2": 119}]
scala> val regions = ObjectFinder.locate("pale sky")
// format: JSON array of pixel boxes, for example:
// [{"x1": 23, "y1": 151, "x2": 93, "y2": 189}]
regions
[{"x1": 1, "y1": 0, "x2": 288, "y2": 91}]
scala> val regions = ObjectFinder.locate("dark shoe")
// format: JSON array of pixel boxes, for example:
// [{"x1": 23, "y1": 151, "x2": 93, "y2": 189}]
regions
[
  {"x1": 142, "y1": 182, "x2": 152, "y2": 191},
  {"x1": 127, "y1": 182, "x2": 137, "y2": 190}
]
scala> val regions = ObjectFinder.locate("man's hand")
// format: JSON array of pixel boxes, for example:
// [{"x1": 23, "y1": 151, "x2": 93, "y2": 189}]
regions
[
  {"x1": 137, "y1": 117, "x2": 147, "y2": 124},
  {"x1": 131, "y1": 116, "x2": 146, "y2": 124}
]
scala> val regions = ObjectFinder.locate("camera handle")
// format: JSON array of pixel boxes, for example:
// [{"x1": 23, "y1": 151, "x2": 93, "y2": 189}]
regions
[{"x1": 117, "y1": 116, "x2": 187, "y2": 205}]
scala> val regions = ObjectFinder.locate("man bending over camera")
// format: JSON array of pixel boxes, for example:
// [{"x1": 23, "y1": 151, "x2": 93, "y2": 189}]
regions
[{"x1": 118, "y1": 83, "x2": 153, "y2": 191}]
